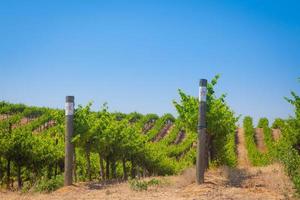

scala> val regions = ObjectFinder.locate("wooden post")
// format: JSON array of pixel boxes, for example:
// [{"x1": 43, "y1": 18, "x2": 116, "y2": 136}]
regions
[
  {"x1": 64, "y1": 96, "x2": 74, "y2": 186},
  {"x1": 196, "y1": 79, "x2": 207, "y2": 184}
]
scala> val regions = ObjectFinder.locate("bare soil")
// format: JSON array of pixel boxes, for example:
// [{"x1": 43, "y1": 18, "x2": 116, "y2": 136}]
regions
[
  {"x1": 33, "y1": 120, "x2": 56, "y2": 133},
  {"x1": 0, "y1": 164, "x2": 296, "y2": 200},
  {"x1": 272, "y1": 129, "x2": 281, "y2": 141},
  {"x1": 236, "y1": 128, "x2": 250, "y2": 168},
  {"x1": 255, "y1": 128, "x2": 267, "y2": 153},
  {"x1": 12, "y1": 117, "x2": 37, "y2": 129}
]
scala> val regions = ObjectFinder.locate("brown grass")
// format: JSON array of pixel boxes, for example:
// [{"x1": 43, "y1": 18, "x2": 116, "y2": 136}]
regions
[{"x1": 0, "y1": 164, "x2": 296, "y2": 200}]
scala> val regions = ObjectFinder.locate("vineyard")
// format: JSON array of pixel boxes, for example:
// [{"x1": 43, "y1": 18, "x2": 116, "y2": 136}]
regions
[{"x1": 0, "y1": 75, "x2": 300, "y2": 199}]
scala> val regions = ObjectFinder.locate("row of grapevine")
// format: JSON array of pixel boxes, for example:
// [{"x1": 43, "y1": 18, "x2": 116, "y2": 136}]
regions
[
  {"x1": 0, "y1": 104, "x2": 64, "y2": 190},
  {"x1": 258, "y1": 118, "x2": 276, "y2": 159},
  {"x1": 159, "y1": 121, "x2": 185, "y2": 145},
  {"x1": 146, "y1": 114, "x2": 175, "y2": 141},
  {"x1": 172, "y1": 75, "x2": 238, "y2": 167},
  {"x1": 274, "y1": 90, "x2": 300, "y2": 193},
  {"x1": 0, "y1": 103, "x2": 183, "y2": 190},
  {"x1": 0, "y1": 75, "x2": 239, "y2": 192},
  {"x1": 243, "y1": 82, "x2": 300, "y2": 194},
  {"x1": 243, "y1": 117, "x2": 270, "y2": 166}
]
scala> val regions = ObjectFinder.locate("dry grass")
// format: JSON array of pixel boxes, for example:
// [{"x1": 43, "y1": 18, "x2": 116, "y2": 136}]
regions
[
  {"x1": 236, "y1": 128, "x2": 251, "y2": 168},
  {"x1": 0, "y1": 163, "x2": 296, "y2": 200}
]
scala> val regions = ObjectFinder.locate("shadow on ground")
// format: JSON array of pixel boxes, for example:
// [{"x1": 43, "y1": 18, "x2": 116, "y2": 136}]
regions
[
  {"x1": 86, "y1": 179, "x2": 126, "y2": 190},
  {"x1": 225, "y1": 168, "x2": 253, "y2": 187}
]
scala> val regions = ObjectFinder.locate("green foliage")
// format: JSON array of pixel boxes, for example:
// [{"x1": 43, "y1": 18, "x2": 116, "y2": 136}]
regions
[
  {"x1": 146, "y1": 113, "x2": 175, "y2": 141},
  {"x1": 0, "y1": 101, "x2": 27, "y2": 114},
  {"x1": 274, "y1": 88, "x2": 300, "y2": 194},
  {"x1": 34, "y1": 175, "x2": 64, "y2": 193},
  {"x1": 272, "y1": 118, "x2": 285, "y2": 129},
  {"x1": 0, "y1": 75, "x2": 239, "y2": 191},
  {"x1": 0, "y1": 107, "x2": 64, "y2": 190},
  {"x1": 159, "y1": 120, "x2": 183, "y2": 145},
  {"x1": 239, "y1": 82, "x2": 300, "y2": 195},
  {"x1": 207, "y1": 96, "x2": 238, "y2": 167},
  {"x1": 175, "y1": 147, "x2": 196, "y2": 171},
  {"x1": 142, "y1": 143, "x2": 176, "y2": 175},
  {"x1": 257, "y1": 118, "x2": 269, "y2": 128},
  {"x1": 71, "y1": 102, "x2": 177, "y2": 181},
  {"x1": 127, "y1": 112, "x2": 143, "y2": 123},
  {"x1": 261, "y1": 119, "x2": 275, "y2": 159},
  {"x1": 276, "y1": 142, "x2": 300, "y2": 193},
  {"x1": 172, "y1": 75, "x2": 238, "y2": 167},
  {"x1": 166, "y1": 130, "x2": 196, "y2": 158},
  {"x1": 147, "y1": 178, "x2": 161, "y2": 186},
  {"x1": 128, "y1": 179, "x2": 148, "y2": 191},
  {"x1": 139, "y1": 114, "x2": 159, "y2": 127},
  {"x1": 224, "y1": 129, "x2": 237, "y2": 167},
  {"x1": 243, "y1": 116, "x2": 270, "y2": 166},
  {"x1": 172, "y1": 89, "x2": 198, "y2": 132},
  {"x1": 128, "y1": 178, "x2": 161, "y2": 191}
]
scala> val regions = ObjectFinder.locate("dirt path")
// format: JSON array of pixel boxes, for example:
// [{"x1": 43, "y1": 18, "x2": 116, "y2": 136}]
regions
[
  {"x1": 272, "y1": 129, "x2": 281, "y2": 141},
  {"x1": 180, "y1": 165, "x2": 296, "y2": 200},
  {"x1": 236, "y1": 128, "x2": 250, "y2": 168}
]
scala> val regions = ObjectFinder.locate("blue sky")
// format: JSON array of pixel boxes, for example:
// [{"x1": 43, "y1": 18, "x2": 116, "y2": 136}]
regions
[{"x1": 0, "y1": 0, "x2": 299, "y2": 123}]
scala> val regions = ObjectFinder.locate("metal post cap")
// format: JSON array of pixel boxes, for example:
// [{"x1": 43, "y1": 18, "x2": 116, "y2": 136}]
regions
[
  {"x1": 199, "y1": 79, "x2": 207, "y2": 87},
  {"x1": 66, "y1": 96, "x2": 74, "y2": 102}
]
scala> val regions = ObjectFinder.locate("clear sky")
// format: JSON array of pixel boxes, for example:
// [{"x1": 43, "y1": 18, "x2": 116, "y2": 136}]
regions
[{"x1": 0, "y1": 0, "x2": 299, "y2": 123}]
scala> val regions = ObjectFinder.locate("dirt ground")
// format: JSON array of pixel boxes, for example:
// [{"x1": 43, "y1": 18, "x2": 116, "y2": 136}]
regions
[
  {"x1": 236, "y1": 128, "x2": 250, "y2": 168},
  {"x1": 0, "y1": 164, "x2": 297, "y2": 200},
  {"x1": 0, "y1": 128, "x2": 297, "y2": 200},
  {"x1": 255, "y1": 128, "x2": 267, "y2": 153}
]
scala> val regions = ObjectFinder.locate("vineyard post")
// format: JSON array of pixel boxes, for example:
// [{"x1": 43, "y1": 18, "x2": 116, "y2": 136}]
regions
[
  {"x1": 64, "y1": 96, "x2": 74, "y2": 186},
  {"x1": 196, "y1": 79, "x2": 207, "y2": 184}
]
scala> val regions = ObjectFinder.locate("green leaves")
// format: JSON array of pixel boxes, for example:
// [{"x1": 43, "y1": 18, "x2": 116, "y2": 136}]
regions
[
  {"x1": 275, "y1": 84, "x2": 300, "y2": 194},
  {"x1": 71, "y1": 102, "x2": 175, "y2": 176},
  {"x1": 172, "y1": 75, "x2": 238, "y2": 167},
  {"x1": 272, "y1": 118, "x2": 285, "y2": 129},
  {"x1": 243, "y1": 116, "x2": 270, "y2": 166},
  {"x1": 0, "y1": 75, "x2": 241, "y2": 188},
  {"x1": 146, "y1": 113, "x2": 175, "y2": 141},
  {"x1": 257, "y1": 118, "x2": 269, "y2": 128},
  {"x1": 173, "y1": 89, "x2": 198, "y2": 132}
]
